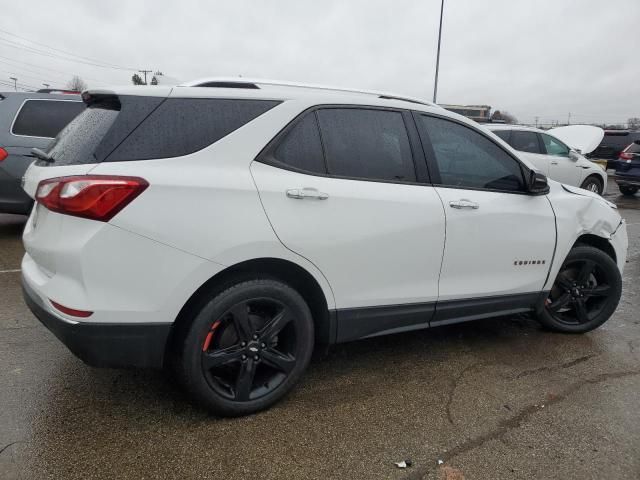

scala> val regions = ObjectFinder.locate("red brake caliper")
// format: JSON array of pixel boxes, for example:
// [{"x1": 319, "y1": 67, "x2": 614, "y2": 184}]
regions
[{"x1": 202, "y1": 320, "x2": 221, "y2": 352}]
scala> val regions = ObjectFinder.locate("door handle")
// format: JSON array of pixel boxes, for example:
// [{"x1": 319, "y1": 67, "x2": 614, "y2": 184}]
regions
[
  {"x1": 449, "y1": 199, "x2": 479, "y2": 210},
  {"x1": 286, "y1": 188, "x2": 329, "y2": 200},
  {"x1": 550, "y1": 160, "x2": 559, "y2": 165}
]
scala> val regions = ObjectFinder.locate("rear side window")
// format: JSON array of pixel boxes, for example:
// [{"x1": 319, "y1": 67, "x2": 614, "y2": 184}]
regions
[
  {"x1": 316, "y1": 108, "x2": 416, "y2": 182},
  {"x1": 492, "y1": 130, "x2": 511, "y2": 142},
  {"x1": 540, "y1": 133, "x2": 570, "y2": 156},
  {"x1": 107, "y1": 98, "x2": 280, "y2": 161},
  {"x1": 272, "y1": 113, "x2": 326, "y2": 174},
  {"x1": 12, "y1": 100, "x2": 85, "y2": 138},
  {"x1": 509, "y1": 130, "x2": 541, "y2": 154},
  {"x1": 417, "y1": 114, "x2": 525, "y2": 192}
]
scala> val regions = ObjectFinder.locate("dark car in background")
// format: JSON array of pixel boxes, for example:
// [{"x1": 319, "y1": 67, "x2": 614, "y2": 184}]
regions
[
  {"x1": 614, "y1": 141, "x2": 640, "y2": 196},
  {"x1": 0, "y1": 91, "x2": 85, "y2": 214},
  {"x1": 588, "y1": 130, "x2": 640, "y2": 168}
]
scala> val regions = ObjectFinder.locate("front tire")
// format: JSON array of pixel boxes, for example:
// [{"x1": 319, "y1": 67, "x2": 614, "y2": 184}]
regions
[
  {"x1": 179, "y1": 279, "x2": 314, "y2": 416},
  {"x1": 536, "y1": 246, "x2": 622, "y2": 333},
  {"x1": 619, "y1": 185, "x2": 639, "y2": 196},
  {"x1": 580, "y1": 175, "x2": 604, "y2": 195}
]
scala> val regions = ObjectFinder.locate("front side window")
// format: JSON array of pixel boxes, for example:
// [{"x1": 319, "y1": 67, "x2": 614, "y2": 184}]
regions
[
  {"x1": 315, "y1": 108, "x2": 416, "y2": 182},
  {"x1": 417, "y1": 114, "x2": 526, "y2": 192},
  {"x1": 12, "y1": 100, "x2": 85, "y2": 138},
  {"x1": 541, "y1": 133, "x2": 570, "y2": 156},
  {"x1": 272, "y1": 112, "x2": 326, "y2": 174},
  {"x1": 509, "y1": 130, "x2": 542, "y2": 154}
]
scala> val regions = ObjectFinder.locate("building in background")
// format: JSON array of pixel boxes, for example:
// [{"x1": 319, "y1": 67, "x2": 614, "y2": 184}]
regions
[{"x1": 441, "y1": 104, "x2": 492, "y2": 122}]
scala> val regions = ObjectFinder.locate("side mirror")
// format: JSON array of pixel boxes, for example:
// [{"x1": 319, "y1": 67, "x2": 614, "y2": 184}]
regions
[
  {"x1": 528, "y1": 171, "x2": 550, "y2": 195},
  {"x1": 569, "y1": 150, "x2": 581, "y2": 161}
]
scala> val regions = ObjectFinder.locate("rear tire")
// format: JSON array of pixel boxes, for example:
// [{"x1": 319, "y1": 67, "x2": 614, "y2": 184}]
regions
[
  {"x1": 536, "y1": 246, "x2": 621, "y2": 333},
  {"x1": 179, "y1": 279, "x2": 314, "y2": 416},
  {"x1": 619, "y1": 185, "x2": 639, "y2": 196},
  {"x1": 580, "y1": 176, "x2": 603, "y2": 195}
]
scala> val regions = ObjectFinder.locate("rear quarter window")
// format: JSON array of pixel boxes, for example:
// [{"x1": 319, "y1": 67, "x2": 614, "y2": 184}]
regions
[
  {"x1": 106, "y1": 98, "x2": 280, "y2": 161},
  {"x1": 12, "y1": 99, "x2": 85, "y2": 138}
]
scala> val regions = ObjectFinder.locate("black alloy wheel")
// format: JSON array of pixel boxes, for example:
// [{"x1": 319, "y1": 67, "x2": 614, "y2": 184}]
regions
[
  {"x1": 201, "y1": 298, "x2": 297, "y2": 402},
  {"x1": 180, "y1": 279, "x2": 314, "y2": 416},
  {"x1": 538, "y1": 246, "x2": 622, "y2": 333}
]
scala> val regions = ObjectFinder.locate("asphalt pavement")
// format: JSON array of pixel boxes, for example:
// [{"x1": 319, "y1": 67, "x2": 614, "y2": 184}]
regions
[{"x1": 1, "y1": 189, "x2": 639, "y2": 480}]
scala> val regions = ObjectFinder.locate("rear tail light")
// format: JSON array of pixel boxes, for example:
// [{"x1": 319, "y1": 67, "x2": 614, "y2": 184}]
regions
[
  {"x1": 619, "y1": 152, "x2": 633, "y2": 160},
  {"x1": 35, "y1": 175, "x2": 148, "y2": 221},
  {"x1": 0, "y1": 147, "x2": 7, "y2": 162}
]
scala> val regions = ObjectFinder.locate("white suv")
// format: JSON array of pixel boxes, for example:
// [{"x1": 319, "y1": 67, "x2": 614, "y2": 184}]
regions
[
  {"x1": 21, "y1": 79, "x2": 628, "y2": 416},
  {"x1": 487, "y1": 124, "x2": 607, "y2": 194}
]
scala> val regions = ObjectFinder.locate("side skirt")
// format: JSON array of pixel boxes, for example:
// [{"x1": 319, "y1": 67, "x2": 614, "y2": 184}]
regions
[{"x1": 333, "y1": 292, "x2": 547, "y2": 343}]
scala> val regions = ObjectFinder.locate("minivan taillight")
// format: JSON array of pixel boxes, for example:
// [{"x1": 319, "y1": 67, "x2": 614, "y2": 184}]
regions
[
  {"x1": 35, "y1": 175, "x2": 148, "y2": 221},
  {"x1": 0, "y1": 147, "x2": 7, "y2": 162}
]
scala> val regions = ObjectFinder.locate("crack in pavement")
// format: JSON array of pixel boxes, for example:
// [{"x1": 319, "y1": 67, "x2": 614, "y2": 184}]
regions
[
  {"x1": 515, "y1": 354, "x2": 595, "y2": 379},
  {"x1": 445, "y1": 355, "x2": 595, "y2": 425},
  {"x1": 445, "y1": 362, "x2": 484, "y2": 425},
  {"x1": 405, "y1": 369, "x2": 640, "y2": 480},
  {"x1": 0, "y1": 440, "x2": 25, "y2": 457}
]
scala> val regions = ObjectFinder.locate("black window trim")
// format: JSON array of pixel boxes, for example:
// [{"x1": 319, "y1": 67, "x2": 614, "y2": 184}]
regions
[
  {"x1": 411, "y1": 111, "x2": 533, "y2": 195},
  {"x1": 255, "y1": 104, "x2": 432, "y2": 186},
  {"x1": 10, "y1": 98, "x2": 83, "y2": 139}
]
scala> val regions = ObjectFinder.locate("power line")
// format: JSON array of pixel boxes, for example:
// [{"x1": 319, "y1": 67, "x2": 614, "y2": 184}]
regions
[
  {"x1": 0, "y1": 27, "x2": 135, "y2": 70},
  {"x1": 0, "y1": 37, "x2": 138, "y2": 71},
  {"x1": 0, "y1": 55, "x2": 107, "y2": 84}
]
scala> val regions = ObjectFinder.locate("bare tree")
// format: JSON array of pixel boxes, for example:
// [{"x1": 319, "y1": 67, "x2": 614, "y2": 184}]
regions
[
  {"x1": 66, "y1": 75, "x2": 87, "y2": 91},
  {"x1": 628, "y1": 117, "x2": 640, "y2": 130},
  {"x1": 491, "y1": 110, "x2": 518, "y2": 124}
]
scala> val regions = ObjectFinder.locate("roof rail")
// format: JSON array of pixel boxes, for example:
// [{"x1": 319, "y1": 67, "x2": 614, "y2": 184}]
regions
[{"x1": 178, "y1": 77, "x2": 437, "y2": 107}]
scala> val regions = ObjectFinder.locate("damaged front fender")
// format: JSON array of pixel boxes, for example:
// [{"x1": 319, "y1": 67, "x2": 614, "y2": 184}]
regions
[{"x1": 544, "y1": 182, "x2": 628, "y2": 291}]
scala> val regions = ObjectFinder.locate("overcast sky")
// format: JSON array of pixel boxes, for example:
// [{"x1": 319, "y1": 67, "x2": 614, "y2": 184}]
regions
[{"x1": 2, "y1": 0, "x2": 639, "y2": 125}]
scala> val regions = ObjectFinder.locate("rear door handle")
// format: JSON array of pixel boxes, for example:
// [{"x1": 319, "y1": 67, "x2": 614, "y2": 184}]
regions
[
  {"x1": 550, "y1": 160, "x2": 559, "y2": 165},
  {"x1": 286, "y1": 188, "x2": 329, "y2": 200},
  {"x1": 449, "y1": 199, "x2": 479, "y2": 209}
]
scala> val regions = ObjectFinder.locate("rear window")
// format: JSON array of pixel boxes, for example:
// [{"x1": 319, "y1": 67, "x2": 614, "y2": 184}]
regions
[
  {"x1": 12, "y1": 99, "x2": 85, "y2": 138},
  {"x1": 107, "y1": 98, "x2": 280, "y2": 162},
  {"x1": 626, "y1": 142, "x2": 640, "y2": 154},
  {"x1": 45, "y1": 105, "x2": 119, "y2": 166}
]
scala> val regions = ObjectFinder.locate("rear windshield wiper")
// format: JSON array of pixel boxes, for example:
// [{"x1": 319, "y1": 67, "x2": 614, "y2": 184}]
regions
[{"x1": 30, "y1": 147, "x2": 55, "y2": 163}]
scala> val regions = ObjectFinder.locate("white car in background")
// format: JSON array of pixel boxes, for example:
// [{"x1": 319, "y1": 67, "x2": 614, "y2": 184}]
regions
[{"x1": 488, "y1": 124, "x2": 607, "y2": 194}]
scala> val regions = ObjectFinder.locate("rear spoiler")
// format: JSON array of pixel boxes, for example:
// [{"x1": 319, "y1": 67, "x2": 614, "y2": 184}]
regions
[{"x1": 81, "y1": 89, "x2": 121, "y2": 108}]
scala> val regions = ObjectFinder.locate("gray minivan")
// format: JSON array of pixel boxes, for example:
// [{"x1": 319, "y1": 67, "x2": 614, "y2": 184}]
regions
[{"x1": 0, "y1": 91, "x2": 85, "y2": 214}]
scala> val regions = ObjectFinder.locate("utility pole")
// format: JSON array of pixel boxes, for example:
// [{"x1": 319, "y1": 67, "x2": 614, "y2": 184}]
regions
[
  {"x1": 535, "y1": 116, "x2": 539, "y2": 128},
  {"x1": 42, "y1": 83, "x2": 50, "y2": 89},
  {"x1": 567, "y1": 112, "x2": 571, "y2": 125},
  {"x1": 432, "y1": 0, "x2": 445, "y2": 103},
  {"x1": 9, "y1": 76, "x2": 17, "y2": 91},
  {"x1": 138, "y1": 69, "x2": 153, "y2": 85}
]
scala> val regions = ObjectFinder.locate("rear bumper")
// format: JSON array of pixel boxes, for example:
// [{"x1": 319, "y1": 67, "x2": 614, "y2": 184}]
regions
[
  {"x1": 22, "y1": 276, "x2": 172, "y2": 368},
  {"x1": 614, "y1": 174, "x2": 640, "y2": 187}
]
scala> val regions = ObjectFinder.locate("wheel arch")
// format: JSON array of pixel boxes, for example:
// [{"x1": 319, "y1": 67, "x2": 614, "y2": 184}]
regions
[
  {"x1": 580, "y1": 172, "x2": 605, "y2": 190},
  {"x1": 573, "y1": 234, "x2": 616, "y2": 263},
  {"x1": 165, "y1": 257, "x2": 335, "y2": 364}
]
